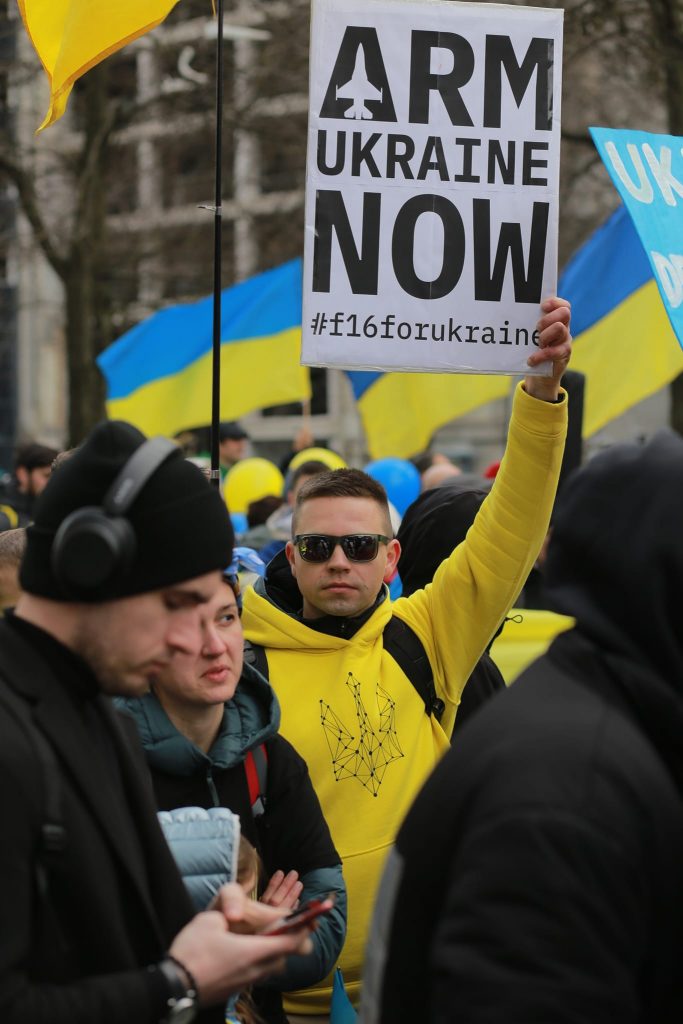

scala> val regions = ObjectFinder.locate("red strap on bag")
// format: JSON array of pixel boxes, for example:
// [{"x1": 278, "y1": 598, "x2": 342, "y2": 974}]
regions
[{"x1": 244, "y1": 743, "x2": 268, "y2": 818}]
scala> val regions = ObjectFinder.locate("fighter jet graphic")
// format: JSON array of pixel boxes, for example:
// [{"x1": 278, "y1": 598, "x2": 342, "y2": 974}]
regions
[{"x1": 335, "y1": 47, "x2": 383, "y2": 120}]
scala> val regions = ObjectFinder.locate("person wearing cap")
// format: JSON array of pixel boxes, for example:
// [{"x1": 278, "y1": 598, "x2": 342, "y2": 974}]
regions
[
  {"x1": 0, "y1": 420, "x2": 315, "y2": 1024},
  {"x1": 361, "y1": 430, "x2": 683, "y2": 1023},
  {"x1": 0, "y1": 440, "x2": 60, "y2": 531},
  {"x1": 241, "y1": 297, "x2": 572, "y2": 1016},
  {"x1": 219, "y1": 422, "x2": 250, "y2": 478}
]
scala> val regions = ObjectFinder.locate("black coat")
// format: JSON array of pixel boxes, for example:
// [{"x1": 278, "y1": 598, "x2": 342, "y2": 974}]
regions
[
  {"x1": 0, "y1": 616, "x2": 222, "y2": 1024},
  {"x1": 363, "y1": 636, "x2": 683, "y2": 1023},
  {"x1": 363, "y1": 431, "x2": 683, "y2": 1023}
]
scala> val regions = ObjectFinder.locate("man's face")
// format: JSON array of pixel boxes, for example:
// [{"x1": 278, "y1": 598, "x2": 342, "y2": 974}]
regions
[
  {"x1": 72, "y1": 571, "x2": 224, "y2": 697},
  {"x1": 285, "y1": 496, "x2": 400, "y2": 619},
  {"x1": 219, "y1": 438, "x2": 246, "y2": 467},
  {"x1": 152, "y1": 580, "x2": 244, "y2": 712},
  {"x1": 16, "y1": 464, "x2": 51, "y2": 497}
]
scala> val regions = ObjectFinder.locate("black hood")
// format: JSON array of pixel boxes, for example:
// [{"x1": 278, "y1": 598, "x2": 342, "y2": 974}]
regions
[
  {"x1": 259, "y1": 547, "x2": 304, "y2": 614},
  {"x1": 397, "y1": 478, "x2": 491, "y2": 596},
  {"x1": 544, "y1": 430, "x2": 683, "y2": 795},
  {"x1": 545, "y1": 430, "x2": 683, "y2": 685}
]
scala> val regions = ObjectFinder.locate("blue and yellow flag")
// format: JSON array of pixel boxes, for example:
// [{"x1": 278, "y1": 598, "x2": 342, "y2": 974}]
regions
[
  {"x1": 561, "y1": 204, "x2": 683, "y2": 435},
  {"x1": 17, "y1": 0, "x2": 182, "y2": 130},
  {"x1": 98, "y1": 259, "x2": 310, "y2": 437},
  {"x1": 346, "y1": 370, "x2": 510, "y2": 460},
  {"x1": 349, "y1": 204, "x2": 683, "y2": 460}
]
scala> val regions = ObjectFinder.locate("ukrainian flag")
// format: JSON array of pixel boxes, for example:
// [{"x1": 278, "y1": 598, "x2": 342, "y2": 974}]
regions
[
  {"x1": 18, "y1": 0, "x2": 181, "y2": 130},
  {"x1": 349, "y1": 204, "x2": 683, "y2": 460},
  {"x1": 347, "y1": 370, "x2": 510, "y2": 460},
  {"x1": 560, "y1": 204, "x2": 683, "y2": 435},
  {"x1": 98, "y1": 259, "x2": 310, "y2": 437}
]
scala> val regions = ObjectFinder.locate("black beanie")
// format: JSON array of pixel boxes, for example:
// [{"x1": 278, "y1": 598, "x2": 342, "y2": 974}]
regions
[{"x1": 20, "y1": 420, "x2": 234, "y2": 602}]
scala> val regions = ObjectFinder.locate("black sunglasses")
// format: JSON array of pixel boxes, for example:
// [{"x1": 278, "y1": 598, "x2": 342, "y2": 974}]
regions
[{"x1": 293, "y1": 533, "x2": 391, "y2": 563}]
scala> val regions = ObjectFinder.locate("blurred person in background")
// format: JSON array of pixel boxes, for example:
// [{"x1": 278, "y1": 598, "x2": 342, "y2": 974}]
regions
[
  {"x1": 257, "y1": 461, "x2": 331, "y2": 565},
  {"x1": 220, "y1": 422, "x2": 250, "y2": 478},
  {"x1": 0, "y1": 441, "x2": 59, "y2": 530},
  {"x1": 396, "y1": 479, "x2": 505, "y2": 732}
]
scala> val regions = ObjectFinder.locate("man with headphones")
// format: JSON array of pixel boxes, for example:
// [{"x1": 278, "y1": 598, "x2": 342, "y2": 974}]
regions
[{"x1": 0, "y1": 420, "x2": 313, "y2": 1024}]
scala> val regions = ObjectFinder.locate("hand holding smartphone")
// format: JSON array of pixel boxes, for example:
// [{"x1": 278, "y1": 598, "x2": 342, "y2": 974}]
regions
[{"x1": 264, "y1": 895, "x2": 335, "y2": 935}]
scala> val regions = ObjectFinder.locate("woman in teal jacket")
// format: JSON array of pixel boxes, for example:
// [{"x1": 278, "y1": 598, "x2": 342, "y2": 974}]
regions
[{"x1": 120, "y1": 564, "x2": 346, "y2": 1024}]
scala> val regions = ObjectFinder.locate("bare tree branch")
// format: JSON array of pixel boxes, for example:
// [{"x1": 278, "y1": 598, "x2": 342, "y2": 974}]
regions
[{"x1": 0, "y1": 150, "x2": 68, "y2": 277}]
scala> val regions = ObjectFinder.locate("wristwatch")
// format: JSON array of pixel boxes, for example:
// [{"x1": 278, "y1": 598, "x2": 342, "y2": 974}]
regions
[{"x1": 157, "y1": 956, "x2": 198, "y2": 1023}]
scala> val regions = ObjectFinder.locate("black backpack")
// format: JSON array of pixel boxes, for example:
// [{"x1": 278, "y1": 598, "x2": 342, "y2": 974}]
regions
[{"x1": 244, "y1": 614, "x2": 445, "y2": 723}]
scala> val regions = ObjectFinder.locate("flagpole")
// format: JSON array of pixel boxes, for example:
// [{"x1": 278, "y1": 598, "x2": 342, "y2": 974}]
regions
[{"x1": 210, "y1": 0, "x2": 225, "y2": 490}]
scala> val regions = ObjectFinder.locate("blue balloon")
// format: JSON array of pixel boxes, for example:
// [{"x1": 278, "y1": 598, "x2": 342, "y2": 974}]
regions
[
  {"x1": 230, "y1": 511, "x2": 248, "y2": 537},
  {"x1": 364, "y1": 458, "x2": 420, "y2": 516}
]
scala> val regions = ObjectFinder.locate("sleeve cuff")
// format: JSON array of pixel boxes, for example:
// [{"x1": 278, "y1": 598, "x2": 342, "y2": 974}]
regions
[{"x1": 513, "y1": 380, "x2": 568, "y2": 435}]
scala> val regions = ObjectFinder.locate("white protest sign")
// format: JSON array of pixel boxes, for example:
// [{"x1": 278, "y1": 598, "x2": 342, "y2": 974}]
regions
[{"x1": 302, "y1": 0, "x2": 563, "y2": 375}]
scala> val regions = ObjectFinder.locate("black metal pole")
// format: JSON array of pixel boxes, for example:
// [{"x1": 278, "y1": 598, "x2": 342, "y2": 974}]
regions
[{"x1": 210, "y1": 0, "x2": 225, "y2": 489}]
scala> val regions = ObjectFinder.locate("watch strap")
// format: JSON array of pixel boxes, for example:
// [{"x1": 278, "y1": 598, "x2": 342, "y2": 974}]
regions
[{"x1": 157, "y1": 956, "x2": 198, "y2": 1022}]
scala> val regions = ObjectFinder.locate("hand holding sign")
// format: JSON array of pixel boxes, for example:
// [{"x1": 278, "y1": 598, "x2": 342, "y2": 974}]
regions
[
  {"x1": 303, "y1": 0, "x2": 565, "y2": 378},
  {"x1": 524, "y1": 296, "x2": 572, "y2": 402}
]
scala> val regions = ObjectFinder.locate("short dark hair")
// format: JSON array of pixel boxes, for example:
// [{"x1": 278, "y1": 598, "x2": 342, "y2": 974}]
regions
[
  {"x1": 246, "y1": 494, "x2": 283, "y2": 527},
  {"x1": 289, "y1": 460, "x2": 330, "y2": 493},
  {"x1": 293, "y1": 468, "x2": 392, "y2": 534},
  {"x1": 410, "y1": 451, "x2": 436, "y2": 475},
  {"x1": 15, "y1": 442, "x2": 59, "y2": 472},
  {"x1": 219, "y1": 421, "x2": 248, "y2": 442}
]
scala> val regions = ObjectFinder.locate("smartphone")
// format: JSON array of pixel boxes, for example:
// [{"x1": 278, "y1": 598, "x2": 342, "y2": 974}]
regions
[{"x1": 266, "y1": 896, "x2": 335, "y2": 935}]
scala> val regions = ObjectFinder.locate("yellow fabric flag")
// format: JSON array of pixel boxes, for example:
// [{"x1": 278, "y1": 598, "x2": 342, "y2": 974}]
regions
[
  {"x1": 350, "y1": 371, "x2": 511, "y2": 461},
  {"x1": 17, "y1": 0, "x2": 182, "y2": 130}
]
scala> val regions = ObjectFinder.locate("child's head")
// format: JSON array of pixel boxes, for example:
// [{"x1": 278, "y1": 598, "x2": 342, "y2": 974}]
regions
[
  {"x1": 228, "y1": 836, "x2": 265, "y2": 1024},
  {"x1": 236, "y1": 835, "x2": 261, "y2": 899}
]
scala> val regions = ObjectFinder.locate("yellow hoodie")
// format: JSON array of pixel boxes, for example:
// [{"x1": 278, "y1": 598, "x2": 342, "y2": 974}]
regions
[{"x1": 242, "y1": 383, "x2": 567, "y2": 1014}]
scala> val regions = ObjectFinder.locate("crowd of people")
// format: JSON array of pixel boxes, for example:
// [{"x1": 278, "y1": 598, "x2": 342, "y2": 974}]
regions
[{"x1": 1, "y1": 292, "x2": 682, "y2": 1024}]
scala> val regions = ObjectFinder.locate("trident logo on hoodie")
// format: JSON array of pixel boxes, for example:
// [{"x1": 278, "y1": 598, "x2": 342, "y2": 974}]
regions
[{"x1": 320, "y1": 673, "x2": 404, "y2": 796}]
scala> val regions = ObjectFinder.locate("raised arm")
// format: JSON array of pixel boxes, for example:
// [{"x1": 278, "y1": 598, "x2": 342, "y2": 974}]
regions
[{"x1": 394, "y1": 298, "x2": 570, "y2": 732}]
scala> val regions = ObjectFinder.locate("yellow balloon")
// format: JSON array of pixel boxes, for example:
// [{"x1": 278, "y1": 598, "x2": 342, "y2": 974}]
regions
[
  {"x1": 288, "y1": 447, "x2": 347, "y2": 472},
  {"x1": 224, "y1": 458, "x2": 284, "y2": 514}
]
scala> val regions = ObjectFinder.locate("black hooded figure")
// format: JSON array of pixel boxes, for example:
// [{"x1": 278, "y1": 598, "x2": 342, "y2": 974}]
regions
[
  {"x1": 361, "y1": 430, "x2": 683, "y2": 1024},
  {"x1": 396, "y1": 478, "x2": 506, "y2": 733}
]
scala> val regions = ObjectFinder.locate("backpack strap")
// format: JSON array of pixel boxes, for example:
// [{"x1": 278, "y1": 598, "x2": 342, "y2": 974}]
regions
[
  {"x1": 241, "y1": 643, "x2": 270, "y2": 820},
  {"x1": 383, "y1": 615, "x2": 445, "y2": 722},
  {"x1": 244, "y1": 743, "x2": 268, "y2": 819},
  {"x1": 245, "y1": 622, "x2": 444, "y2": 722},
  {"x1": 243, "y1": 639, "x2": 269, "y2": 680}
]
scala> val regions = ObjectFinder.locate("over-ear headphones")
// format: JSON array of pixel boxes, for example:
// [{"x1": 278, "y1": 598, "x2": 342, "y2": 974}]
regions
[{"x1": 51, "y1": 436, "x2": 178, "y2": 598}]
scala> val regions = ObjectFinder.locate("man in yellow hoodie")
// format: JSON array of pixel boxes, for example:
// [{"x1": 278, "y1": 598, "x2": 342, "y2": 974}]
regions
[{"x1": 242, "y1": 297, "x2": 572, "y2": 1019}]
